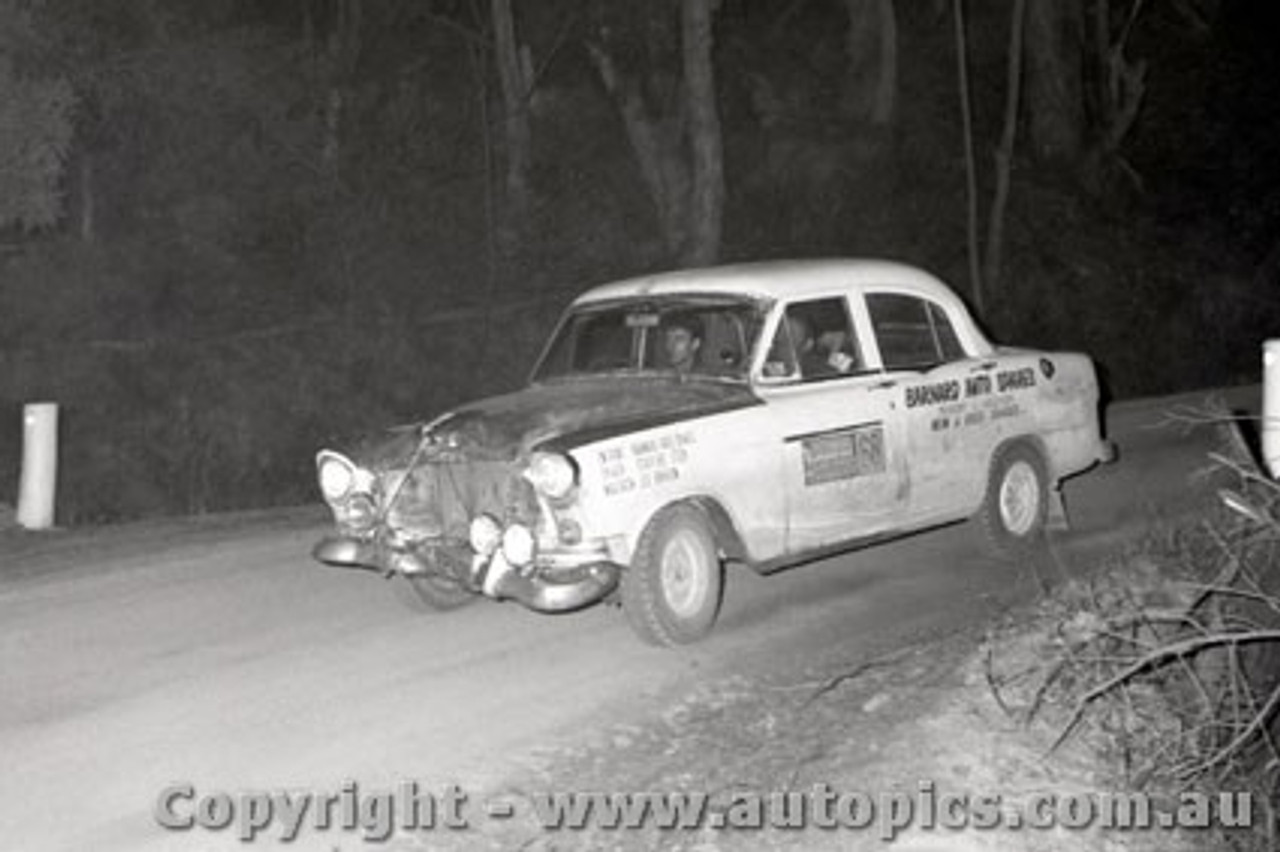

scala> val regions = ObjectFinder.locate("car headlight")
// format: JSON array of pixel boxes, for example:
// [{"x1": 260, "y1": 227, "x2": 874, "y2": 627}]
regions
[
  {"x1": 525, "y1": 451, "x2": 578, "y2": 499},
  {"x1": 317, "y1": 450, "x2": 358, "y2": 502},
  {"x1": 502, "y1": 523, "x2": 536, "y2": 567},
  {"x1": 469, "y1": 514, "x2": 503, "y2": 555}
]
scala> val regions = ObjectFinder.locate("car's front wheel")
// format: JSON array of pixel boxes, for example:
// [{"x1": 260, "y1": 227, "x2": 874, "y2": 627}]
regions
[
  {"x1": 622, "y1": 503, "x2": 724, "y2": 646},
  {"x1": 393, "y1": 572, "x2": 478, "y2": 612},
  {"x1": 976, "y1": 441, "x2": 1049, "y2": 559}
]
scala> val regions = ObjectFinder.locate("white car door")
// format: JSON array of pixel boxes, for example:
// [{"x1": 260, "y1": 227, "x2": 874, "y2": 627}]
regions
[
  {"x1": 862, "y1": 291, "x2": 992, "y2": 520},
  {"x1": 755, "y1": 296, "x2": 908, "y2": 555}
]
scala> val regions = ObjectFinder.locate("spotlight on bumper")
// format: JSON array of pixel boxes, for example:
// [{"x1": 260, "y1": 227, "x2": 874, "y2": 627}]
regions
[
  {"x1": 469, "y1": 514, "x2": 502, "y2": 555},
  {"x1": 501, "y1": 523, "x2": 535, "y2": 566}
]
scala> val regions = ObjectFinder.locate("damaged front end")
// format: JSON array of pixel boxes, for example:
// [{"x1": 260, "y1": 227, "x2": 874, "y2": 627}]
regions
[{"x1": 312, "y1": 426, "x2": 618, "y2": 613}]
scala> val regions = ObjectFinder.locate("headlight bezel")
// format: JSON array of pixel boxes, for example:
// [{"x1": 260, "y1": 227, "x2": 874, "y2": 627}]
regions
[
  {"x1": 317, "y1": 450, "x2": 375, "y2": 505},
  {"x1": 524, "y1": 451, "x2": 579, "y2": 500},
  {"x1": 317, "y1": 450, "x2": 358, "y2": 503}
]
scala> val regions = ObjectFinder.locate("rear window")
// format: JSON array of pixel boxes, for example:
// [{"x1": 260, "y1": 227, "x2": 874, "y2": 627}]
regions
[{"x1": 867, "y1": 293, "x2": 967, "y2": 369}]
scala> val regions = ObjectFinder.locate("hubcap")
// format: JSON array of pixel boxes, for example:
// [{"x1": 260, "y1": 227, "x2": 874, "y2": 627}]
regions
[
  {"x1": 999, "y1": 460, "x2": 1040, "y2": 536},
  {"x1": 660, "y1": 528, "x2": 710, "y2": 618}
]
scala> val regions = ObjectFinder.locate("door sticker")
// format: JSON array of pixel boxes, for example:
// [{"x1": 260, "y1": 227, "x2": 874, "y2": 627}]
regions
[{"x1": 801, "y1": 424, "x2": 885, "y2": 486}]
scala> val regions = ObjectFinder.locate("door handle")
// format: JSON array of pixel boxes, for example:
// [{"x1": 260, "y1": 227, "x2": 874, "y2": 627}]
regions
[
  {"x1": 871, "y1": 379, "x2": 897, "y2": 390},
  {"x1": 970, "y1": 361, "x2": 996, "y2": 373}
]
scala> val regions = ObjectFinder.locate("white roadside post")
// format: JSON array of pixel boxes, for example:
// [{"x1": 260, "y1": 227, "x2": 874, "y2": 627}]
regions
[
  {"x1": 16, "y1": 402, "x2": 59, "y2": 529},
  {"x1": 1265, "y1": 341, "x2": 1280, "y2": 479}
]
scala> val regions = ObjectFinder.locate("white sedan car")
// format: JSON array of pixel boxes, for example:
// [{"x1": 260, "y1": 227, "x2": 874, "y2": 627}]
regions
[{"x1": 313, "y1": 260, "x2": 1113, "y2": 645}]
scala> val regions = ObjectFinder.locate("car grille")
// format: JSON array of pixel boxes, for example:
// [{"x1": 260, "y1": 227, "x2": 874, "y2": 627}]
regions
[{"x1": 382, "y1": 459, "x2": 537, "y2": 544}]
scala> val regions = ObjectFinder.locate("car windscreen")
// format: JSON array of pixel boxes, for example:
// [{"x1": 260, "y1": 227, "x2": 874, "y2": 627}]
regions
[{"x1": 533, "y1": 297, "x2": 766, "y2": 382}]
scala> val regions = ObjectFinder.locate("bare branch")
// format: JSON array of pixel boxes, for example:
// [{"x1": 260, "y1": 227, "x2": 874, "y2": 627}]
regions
[
  {"x1": 1052, "y1": 629, "x2": 1280, "y2": 753},
  {"x1": 1187, "y1": 681, "x2": 1280, "y2": 776}
]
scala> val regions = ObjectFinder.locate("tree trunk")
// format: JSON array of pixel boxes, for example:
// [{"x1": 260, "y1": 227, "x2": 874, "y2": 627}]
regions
[
  {"x1": 79, "y1": 154, "x2": 94, "y2": 243},
  {"x1": 953, "y1": 0, "x2": 983, "y2": 314},
  {"x1": 873, "y1": 0, "x2": 898, "y2": 126},
  {"x1": 842, "y1": 0, "x2": 897, "y2": 126},
  {"x1": 585, "y1": 42, "x2": 689, "y2": 257},
  {"x1": 985, "y1": 0, "x2": 1028, "y2": 295},
  {"x1": 1090, "y1": 1, "x2": 1147, "y2": 153},
  {"x1": 1024, "y1": 0, "x2": 1084, "y2": 163},
  {"x1": 587, "y1": 1, "x2": 723, "y2": 266},
  {"x1": 321, "y1": 0, "x2": 362, "y2": 178},
  {"x1": 490, "y1": 0, "x2": 532, "y2": 254},
  {"x1": 321, "y1": 87, "x2": 343, "y2": 172},
  {"x1": 680, "y1": 0, "x2": 723, "y2": 266}
]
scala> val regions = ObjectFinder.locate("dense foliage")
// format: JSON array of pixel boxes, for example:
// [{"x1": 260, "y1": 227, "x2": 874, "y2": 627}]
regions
[{"x1": 0, "y1": 0, "x2": 1275, "y2": 522}]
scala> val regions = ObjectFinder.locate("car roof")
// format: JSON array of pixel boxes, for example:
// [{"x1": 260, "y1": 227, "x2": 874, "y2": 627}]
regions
[{"x1": 572, "y1": 259, "x2": 967, "y2": 307}]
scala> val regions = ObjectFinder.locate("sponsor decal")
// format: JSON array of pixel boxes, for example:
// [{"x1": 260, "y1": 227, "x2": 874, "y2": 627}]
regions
[
  {"x1": 599, "y1": 430, "x2": 696, "y2": 496},
  {"x1": 930, "y1": 410, "x2": 987, "y2": 433},
  {"x1": 904, "y1": 363, "x2": 1037, "y2": 437},
  {"x1": 801, "y1": 424, "x2": 886, "y2": 486},
  {"x1": 996, "y1": 366, "x2": 1036, "y2": 392},
  {"x1": 905, "y1": 380, "x2": 961, "y2": 409},
  {"x1": 905, "y1": 365, "x2": 1037, "y2": 411},
  {"x1": 965, "y1": 374, "x2": 993, "y2": 398}
]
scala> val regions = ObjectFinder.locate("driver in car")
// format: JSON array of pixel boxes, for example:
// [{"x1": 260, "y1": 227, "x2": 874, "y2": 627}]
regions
[{"x1": 662, "y1": 313, "x2": 704, "y2": 374}]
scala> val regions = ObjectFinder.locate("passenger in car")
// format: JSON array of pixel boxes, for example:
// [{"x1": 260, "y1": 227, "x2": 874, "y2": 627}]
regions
[
  {"x1": 816, "y1": 328, "x2": 857, "y2": 373},
  {"x1": 788, "y1": 315, "x2": 836, "y2": 379}
]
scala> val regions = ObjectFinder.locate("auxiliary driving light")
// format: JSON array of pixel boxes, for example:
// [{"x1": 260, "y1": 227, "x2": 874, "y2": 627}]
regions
[
  {"x1": 501, "y1": 523, "x2": 536, "y2": 567},
  {"x1": 469, "y1": 514, "x2": 503, "y2": 555},
  {"x1": 317, "y1": 451, "x2": 357, "y2": 502},
  {"x1": 525, "y1": 452, "x2": 577, "y2": 499}
]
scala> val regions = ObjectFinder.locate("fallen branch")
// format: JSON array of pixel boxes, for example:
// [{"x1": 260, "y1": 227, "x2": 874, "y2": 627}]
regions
[
  {"x1": 790, "y1": 645, "x2": 918, "y2": 710},
  {"x1": 1186, "y1": 680, "x2": 1280, "y2": 777},
  {"x1": 1051, "y1": 629, "x2": 1280, "y2": 753},
  {"x1": 984, "y1": 643, "x2": 1017, "y2": 720}
]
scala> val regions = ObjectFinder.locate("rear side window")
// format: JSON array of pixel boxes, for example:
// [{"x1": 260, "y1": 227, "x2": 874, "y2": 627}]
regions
[
  {"x1": 867, "y1": 293, "x2": 967, "y2": 370},
  {"x1": 929, "y1": 303, "x2": 966, "y2": 362}
]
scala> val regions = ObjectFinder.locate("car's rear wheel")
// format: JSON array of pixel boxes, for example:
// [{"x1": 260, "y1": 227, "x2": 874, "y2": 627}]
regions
[
  {"x1": 393, "y1": 572, "x2": 478, "y2": 612},
  {"x1": 622, "y1": 503, "x2": 724, "y2": 646},
  {"x1": 976, "y1": 441, "x2": 1049, "y2": 559}
]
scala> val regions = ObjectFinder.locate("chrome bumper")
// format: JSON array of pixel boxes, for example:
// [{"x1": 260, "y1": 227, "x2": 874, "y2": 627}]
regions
[
  {"x1": 482, "y1": 557, "x2": 619, "y2": 613},
  {"x1": 312, "y1": 535, "x2": 384, "y2": 571},
  {"x1": 312, "y1": 534, "x2": 619, "y2": 613}
]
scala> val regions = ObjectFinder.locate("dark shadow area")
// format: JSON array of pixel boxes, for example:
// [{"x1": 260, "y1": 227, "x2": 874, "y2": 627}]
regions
[{"x1": 0, "y1": 2, "x2": 1275, "y2": 523}]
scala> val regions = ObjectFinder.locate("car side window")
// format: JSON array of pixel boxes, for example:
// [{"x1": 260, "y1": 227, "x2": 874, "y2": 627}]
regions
[
  {"x1": 762, "y1": 297, "x2": 863, "y2": 382},
  {"x1": 867, "y1": 293, "x2": 967, "y2": 370},
  {"x1": 928, "y1": 302, "x2": 966, "y2": 362}
]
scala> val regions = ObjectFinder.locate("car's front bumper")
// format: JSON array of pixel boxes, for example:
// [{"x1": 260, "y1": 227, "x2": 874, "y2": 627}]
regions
[
  {"x1": 312, "y1": 534, "x2": 619, "y2": 613},
  {"x1": 312, "y1": 535, "x2": 385, "y2": 572}
]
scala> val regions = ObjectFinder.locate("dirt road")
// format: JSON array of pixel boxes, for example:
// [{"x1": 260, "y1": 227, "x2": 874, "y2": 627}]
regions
[{"x1": 0, "y1": 388, "x2": 1253, "y2": 851}]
